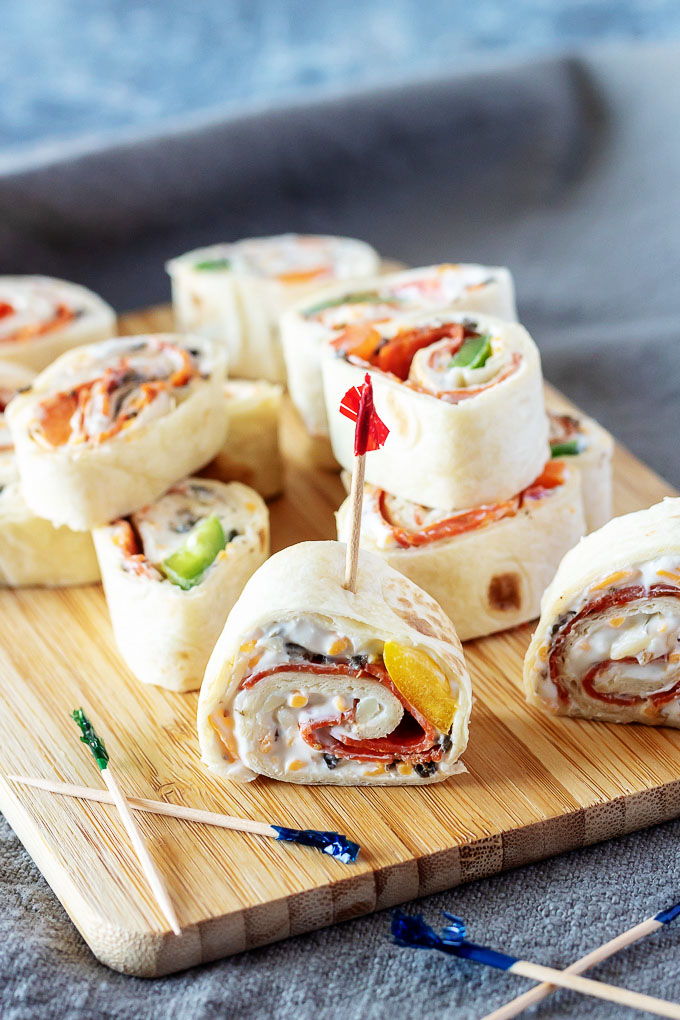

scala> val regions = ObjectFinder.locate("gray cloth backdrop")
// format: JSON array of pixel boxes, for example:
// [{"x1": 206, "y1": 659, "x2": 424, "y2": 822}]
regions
[{"x1": 1, "y1": 42, "x2": 679, "y2": 1019}]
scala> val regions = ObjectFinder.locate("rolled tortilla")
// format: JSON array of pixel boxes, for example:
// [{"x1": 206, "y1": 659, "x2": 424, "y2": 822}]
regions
[
  {"x1": 94, "y1": 478, "x2": 269, "y2": 692},
  {"x1": 323, "y1": 311, "x2": 549, "y2": 509},
  {"x1": 167, "y1": 234, "x2": 380, "y2": 383},
  {"x1": 198, "y1": 540, "x2": 471, "y2": 785},
  {"x1": 524, "y1": 497, "x2": 680, "y2": 726},
  {"x1": 547, "y1": 405, "x2": 614, "y2": 532},
  {"x1": 6, "y1": 333, "x2": 228, "y2": 530},
  {"x1": 200, "y1": 380, "x2": 283, "y2": 499},
  {"x1": 0, "y1": 362, "x2": 99, "y2": 587},
  {"x1": 0, "y1": 276, "x2": 116, "y2": 371},
  {"x1": 282, "y1": 262, "x2": 517, "y2": 439},
  {"x1": 338, "y1": 461, "x2": 585, "y2": 640}
]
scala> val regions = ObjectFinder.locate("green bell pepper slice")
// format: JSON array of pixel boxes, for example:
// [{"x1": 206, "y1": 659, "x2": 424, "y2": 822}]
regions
[
  {"x1": 194, "y1": 257, "x2": 231, "y2": 271},
  {"x1": 160, "y1": 515, "x2": 232, "y2": 590},
  {"x1": 303, "y1": 289, "x2": 384, "y2": 316},
  {"x1": 448, "y1": 333, "x2": 492, "y2": 369},
  {"x1": 550, "y1": 439, "x2": 582, "y2": 457}
]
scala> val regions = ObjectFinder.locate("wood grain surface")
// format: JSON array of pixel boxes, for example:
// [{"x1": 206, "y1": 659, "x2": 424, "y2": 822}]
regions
[{"x1": 0, "y1": 303, "x2": 677, "y2": 978}]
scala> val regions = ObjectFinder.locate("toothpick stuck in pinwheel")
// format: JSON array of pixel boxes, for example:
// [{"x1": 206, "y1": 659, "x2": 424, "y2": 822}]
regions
[{"x1": 338, "y1": 372, "x2": 389, "y2": 593}]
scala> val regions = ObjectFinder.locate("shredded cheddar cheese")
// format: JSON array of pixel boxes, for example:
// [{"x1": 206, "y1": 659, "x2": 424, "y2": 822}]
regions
[
  {"x1": 591, "y1": 570, "x2": 632, "y2": 591},
  {"x1": 209, "y1": 711, "x2": 237, "y2": 759},
  {"x1": 657, "y1": 569, "x2": 680, "y2": 583},
  {"x1": 328, "y1": 637, "x2": 350, "y2": 656}
]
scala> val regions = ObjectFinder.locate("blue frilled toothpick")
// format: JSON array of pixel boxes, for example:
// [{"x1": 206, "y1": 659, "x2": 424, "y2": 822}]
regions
[
  {"x1": 391, "y1": 911, "x2": 680, "y2": 1019},
  {"x1": 9, "y1": 774, "x2": 360, "y2": 864},
  {"x1": 483, "y1": 902, "x2": 680, "y2": 1020}
]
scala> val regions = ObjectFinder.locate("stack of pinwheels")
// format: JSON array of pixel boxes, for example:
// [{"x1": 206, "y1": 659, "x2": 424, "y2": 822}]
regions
[{"x1": 283, "y1": 261, "x2": 614, "y2": 641}]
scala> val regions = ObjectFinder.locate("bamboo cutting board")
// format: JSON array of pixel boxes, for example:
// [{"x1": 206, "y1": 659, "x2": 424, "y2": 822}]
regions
[{"x1": 0, "y1": 303, "x2": 678, "y2": 978}]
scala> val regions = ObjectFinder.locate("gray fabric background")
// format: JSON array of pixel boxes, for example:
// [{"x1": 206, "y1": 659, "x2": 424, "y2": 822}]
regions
[{"x1": 1, "y1": 42, "x2": 680, "y2": 1019}]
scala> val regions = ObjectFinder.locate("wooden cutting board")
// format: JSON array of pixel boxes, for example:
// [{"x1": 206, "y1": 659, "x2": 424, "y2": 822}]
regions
[{"x1": 0, "y1": 302, "x2": 677, "y2": 978}]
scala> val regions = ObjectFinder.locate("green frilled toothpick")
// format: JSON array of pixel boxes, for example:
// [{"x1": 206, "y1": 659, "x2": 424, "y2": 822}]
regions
[{"x1": 71, "y1": 708, "x2": 181, "y2": 935}]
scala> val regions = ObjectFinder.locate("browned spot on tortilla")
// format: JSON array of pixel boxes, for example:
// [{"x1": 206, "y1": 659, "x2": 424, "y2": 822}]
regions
[
  {"x1": 488, "y1": 572, "x2": 522, "y2": 611},
  {"x1": 382, "y1": 575, "x2": 459, "y2": 645}
]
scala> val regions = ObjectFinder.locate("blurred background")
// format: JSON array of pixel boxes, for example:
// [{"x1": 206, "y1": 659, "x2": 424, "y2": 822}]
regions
[
  {"x1": 2, "y1": 1, "x2": 680, "y2": 481},
  {"x1": 3, "y1": 0, "x2": 680, "y2": 151}
]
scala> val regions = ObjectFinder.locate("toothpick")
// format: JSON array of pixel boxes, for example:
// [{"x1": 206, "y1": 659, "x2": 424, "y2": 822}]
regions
[
  {"x1": 9, "y1": 773, "x2": 360, "y2": 863},
  {"x1": 71, "y1": 709, "x2": 181, "y2": 935},
  {"x1": 392, "y1": 911, "x2": 680, "y2": 1020},
  {"x1": 343, "y1": 452, "x2": 365, "y2": 592},
  {"x1": 338, "y1": 372, "x2": 389, "y2": 594},
  {"x1": 482, "y1": 903, "x2": 680, "y2": 1020}
]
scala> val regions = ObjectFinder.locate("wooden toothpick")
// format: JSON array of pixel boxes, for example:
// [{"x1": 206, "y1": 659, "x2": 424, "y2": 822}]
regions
[
  {"x1": 71, "y1": 709, "x2": 181, "y2": 935},
  {"x1": 481, "y1": 903, "x2": 680, "y2": 1020},
  {"x1": 393, "y1": 911, "x2": 680, "y2": 1020},
  {"x1": 9, "y1": 773, "x2": 360, "y2": 863},
  {"x1": 343, "y1": 452, "x2": 365, "y2": 592},
  {"x1": 338, "y1": 372, "x2": 389, "y2": 593}
]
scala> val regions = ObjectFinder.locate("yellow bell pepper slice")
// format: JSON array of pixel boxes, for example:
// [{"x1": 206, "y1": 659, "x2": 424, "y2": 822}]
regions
[{"x1": 383, "y1": 641, "x2": 457, "y2": 733}]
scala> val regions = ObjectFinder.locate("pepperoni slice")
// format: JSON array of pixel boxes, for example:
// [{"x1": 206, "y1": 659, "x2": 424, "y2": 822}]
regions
[{"x1": 377, "y1": 461, "x2": 565, "y2": 548}]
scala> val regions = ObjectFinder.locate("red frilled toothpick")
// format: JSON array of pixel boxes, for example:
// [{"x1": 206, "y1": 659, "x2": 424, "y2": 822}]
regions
[{"x1": 339, "y1": 373, "x2": 389, "y2": 592}]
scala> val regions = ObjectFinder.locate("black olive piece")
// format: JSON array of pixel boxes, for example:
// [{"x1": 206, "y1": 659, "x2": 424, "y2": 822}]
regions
[
  {"x1": 414, "y1": 761, "x2": 438, "y2": 778},
  {"x1": 173, "y1": 511, "x2": 202, "y2": 534},
  {"x1": 349, "y1": 654, "x2": 368, "y2": 668},
  {"x1": 384, "y1": 761, "x2": 397, "y2": 771},
  {"x1": 440, "y1": 735, "x2": 452, "y2": 753},
  {"x1": 323, "y1": 754, "x2": 340, "y2": 770},
  {"x1": 284, "y1": 641, "x2": 307, "y2": 658}
]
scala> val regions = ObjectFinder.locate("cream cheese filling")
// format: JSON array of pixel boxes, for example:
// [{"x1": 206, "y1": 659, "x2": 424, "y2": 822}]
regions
[
  {"x1": 0, "y1": 281, "x2": 77, "y2": 340},
  {"x1": 408, "y1": 332, "x2": 506, "y2": 392},
  {"x1": 538, "y1": 556, "x2": 680, "y2": 706}
]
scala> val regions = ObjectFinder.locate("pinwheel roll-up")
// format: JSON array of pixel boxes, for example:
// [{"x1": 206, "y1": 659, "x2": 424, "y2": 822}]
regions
[
  {"x1": 167, "y1": 234, "x2": 380, "y2": 383},
  {"x1": 281, "y1": 262, "x2": 516, "y2": 440},
  {"x1": 6, "y1": 334, "x2": 228, "y2": 530},
  {"x1": 0, "y1": 362, "x2": 99, "y2": 587},
  {"x1": 524, "y1": 497, "x2": 680, "y2": 726},
  {"x1": 547, "y1": 404, "x2": 614, "y2": 532},
  {"x1": 338, "y1": 462, "x2": 585, "y2": 641},
  {"x1": 323, "y1": 311, "x2": 549, "y2": 510},
  {"x1": 94, "y1": 479, "x2": 269, "y2": 692},
  {"x1": 198, "y1": 541, "x2": 471, "y2": 785},
  {"x1": 200, "y1": 380, "x2": 283, "y2": 499},
  {"x1": 0, "y1": 276, "x2": 115, "y2": 371}
]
